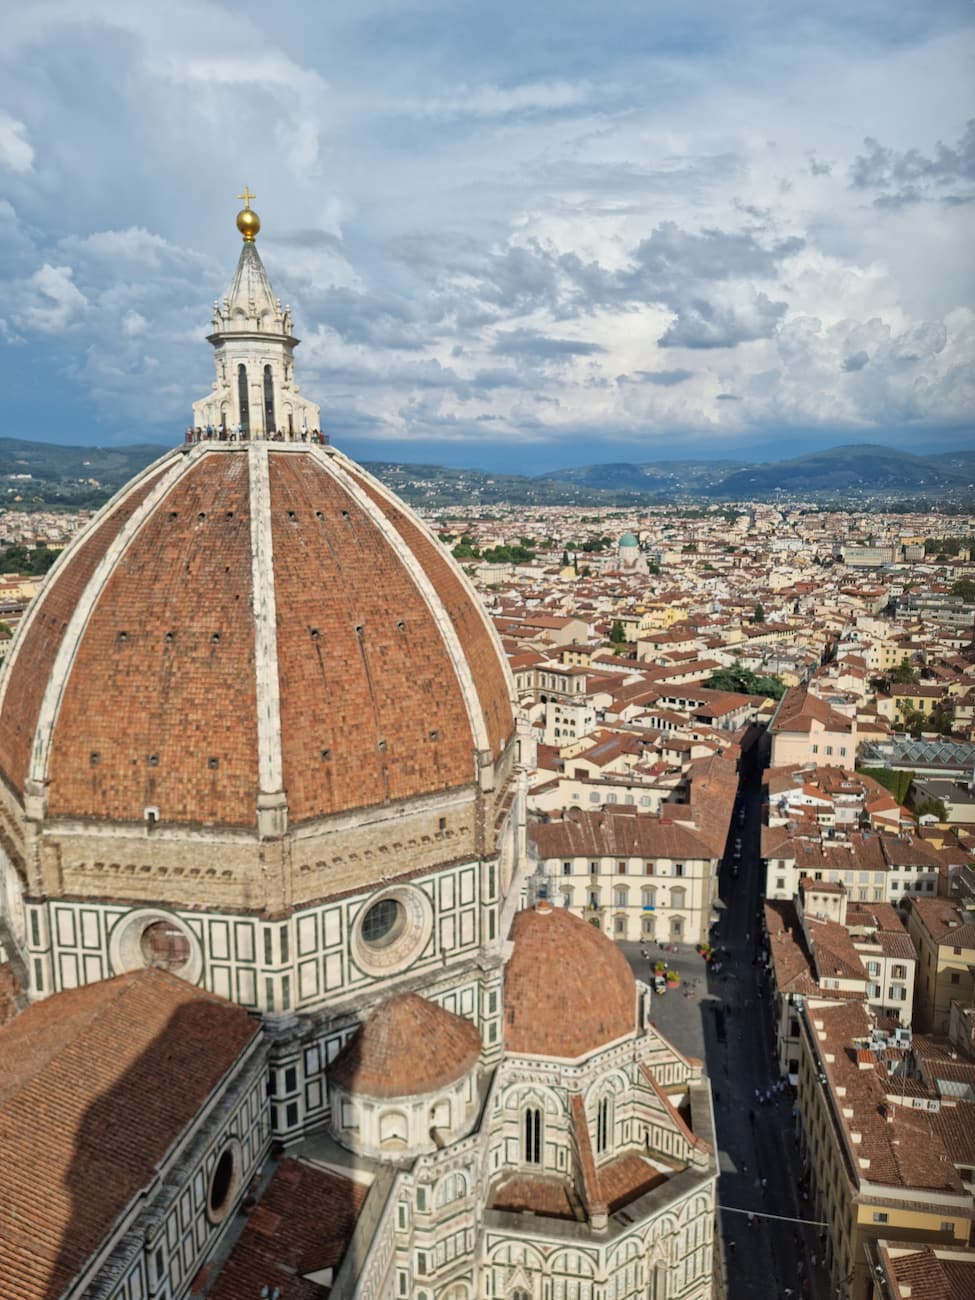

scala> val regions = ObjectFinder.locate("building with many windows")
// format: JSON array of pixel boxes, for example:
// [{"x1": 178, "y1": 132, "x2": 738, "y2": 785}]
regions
[
  {"x1": 906, "y1": 897, "x2": 975, "y2": 1034},
  {"x1": 531, "y1": 807, "x2": 719, "y2": 946},
  {"x1": 797, "y1": 1000, "x2": 972, "y2": 1300}
]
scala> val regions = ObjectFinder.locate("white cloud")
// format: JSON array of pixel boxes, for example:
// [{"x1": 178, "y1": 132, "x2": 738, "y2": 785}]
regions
[
  {"x1": 0, "y1": 0, "x2": 971, "y2": 453},
  {"x1": 21, "y1": 264, "x2": 87, "y2": 333},
  {"x1": 0, "y1": 113, "x2": 33, "y2": 172},
  {"x1": 408, "y1": 80, "x2": 594, "y2": 120},
  {"x1": 121, "y1": 310, "x2": 148, "y2": 337}
]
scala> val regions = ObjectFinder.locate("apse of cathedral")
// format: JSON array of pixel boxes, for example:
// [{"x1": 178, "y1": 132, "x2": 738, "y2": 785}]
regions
[{"x1": 0, "y1": 199, "x2": 716, "y2": 1300}]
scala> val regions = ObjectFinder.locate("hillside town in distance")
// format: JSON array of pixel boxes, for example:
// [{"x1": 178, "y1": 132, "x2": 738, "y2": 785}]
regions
[{"x1": 2, "y1": 490, "x2": 975, "y2": 1300}]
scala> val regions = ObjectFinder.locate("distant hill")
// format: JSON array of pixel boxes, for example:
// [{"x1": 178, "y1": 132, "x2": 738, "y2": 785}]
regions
[
  {"x1": 0, "y1": 436, "x2": 972, "y2": 511},
  {"x1": 537, "y1": 459, "x2": 744, "y2": 492},
  {"x1": 704, "y1": 443, "x2": 973, "y2": 497}
]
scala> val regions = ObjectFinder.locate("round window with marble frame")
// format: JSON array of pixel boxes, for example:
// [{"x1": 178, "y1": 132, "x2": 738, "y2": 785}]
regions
[
  {"x1": 206, "y1": 1136, "x2": 243, "y2": 1225},
  {"x1": 350, "y1": 884, "x2": 433, "y2": 978},
  {"x1": 108, "y1": 906, "x2": 203, "y2": 984}
]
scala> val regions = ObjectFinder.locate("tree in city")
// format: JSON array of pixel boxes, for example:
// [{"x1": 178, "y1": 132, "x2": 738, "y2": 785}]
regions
[
  {"x1": 0, "y1": 545, "x2": 60, "y2": 576},
  {"x1": 750, "y1": 602, "x2": 765, "y2": 624},
  {"x1": 914, "y1": 796, "x2": 948, "y2": 822},
  {"x1": 890, "y1": 660, "x2": 918, "y2": 685},
  {"x1": 609, "y1": 619, "x2": 626, "y2": 645},
  {"x1": 705, "y1": 666, "x2": 786, "y2": 699}
]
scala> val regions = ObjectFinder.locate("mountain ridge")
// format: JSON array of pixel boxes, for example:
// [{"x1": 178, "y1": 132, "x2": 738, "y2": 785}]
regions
[{"x1": 0, "y1": 436, "x2": 972, "y2": 510}]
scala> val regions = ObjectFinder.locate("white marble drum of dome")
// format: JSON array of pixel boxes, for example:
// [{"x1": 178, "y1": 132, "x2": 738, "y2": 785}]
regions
[{"x1": 0, "y1": 201, "x2": 524, "y2": 1019}]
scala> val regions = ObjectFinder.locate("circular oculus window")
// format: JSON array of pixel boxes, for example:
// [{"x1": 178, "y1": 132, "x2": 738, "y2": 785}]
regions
[
  {"x1": 140, "y1": 919, "x2": 192, "y2": 972},
  {"x1": 206, "y1": 1139, "x2": 242, "y2": 1224},
  {"x1": 351, "y1": 886, "x2": 432, "y2": 977},
  {"x1": 109, "y1": 907, "x2": 203, "y2": 984}
]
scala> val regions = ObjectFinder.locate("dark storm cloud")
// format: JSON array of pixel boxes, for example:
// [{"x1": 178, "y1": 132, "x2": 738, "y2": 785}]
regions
[
  {"x1": 631, "y1": 368, "x2": 695, "y2": 386},
  {"x1": 493, "y1": 328, "x2": 607, "y2": 358},
  {"x1": 453, "y1": 221, "x2": 804, "y2": 333},
  {"x1": 274, "y1": 228, "x2": 346, "y2": 253},
  {"x1": 842, "y1": 350, "x2": 870, "y2": 372},
  {"x1": 626, "y1": 222, "x2": 804, "y2": 286},
  {"x1": 850, "y1": 120, "x2": 975, "y2": 197},
  {"x1": 659, "y1": 292, "x2": 787, "y2": 349},
  {"x1": 305, "y1": 286, "x2": 431, "y2": 351}
]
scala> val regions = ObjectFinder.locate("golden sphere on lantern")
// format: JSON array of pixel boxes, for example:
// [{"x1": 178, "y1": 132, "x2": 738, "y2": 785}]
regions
[{"x1": 236, "y1": 206, "x2": 261, "y2": 241}]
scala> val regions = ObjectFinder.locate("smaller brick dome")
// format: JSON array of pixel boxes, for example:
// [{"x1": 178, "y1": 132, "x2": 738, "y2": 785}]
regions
[
  {"x1": 329, "y1": 992, "x2": 482, "y2": 1099},
  {"x1": 505, "y1": 904, "x2": 636, "y2": 1059}
]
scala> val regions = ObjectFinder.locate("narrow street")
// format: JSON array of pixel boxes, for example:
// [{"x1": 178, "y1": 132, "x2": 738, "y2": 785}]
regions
[
  {"x1": 705, "y1": 763, "x2": 829, "y2": 1300},
  {"x1": 626, "y1": 759, "x2": 830, "y2": 1300}
]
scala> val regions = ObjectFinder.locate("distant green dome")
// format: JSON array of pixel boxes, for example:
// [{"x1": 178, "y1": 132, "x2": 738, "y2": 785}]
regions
[{"x1": 619, "y1": 532, "x2": 638, "y2": 548}]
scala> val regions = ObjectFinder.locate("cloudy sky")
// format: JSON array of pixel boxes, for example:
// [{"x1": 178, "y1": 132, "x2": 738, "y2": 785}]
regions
[{"x1": 0, "y1": 0, "x2": 972, "y2": 471}]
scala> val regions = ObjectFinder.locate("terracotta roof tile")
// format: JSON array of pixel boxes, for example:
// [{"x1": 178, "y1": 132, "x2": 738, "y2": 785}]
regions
[
  {"x1": 209, "y1": 1158, "x2": 369, "y2": 1300},
  {"x1": 0, "y1": 970, "x2": 258, "y2": 1300},
  {"x1": 504, "y1": 905, "x2": 635, "y2": 1059},
  {"x1": 328, "y1": 992, "x2": 482, "y2": 1098}
]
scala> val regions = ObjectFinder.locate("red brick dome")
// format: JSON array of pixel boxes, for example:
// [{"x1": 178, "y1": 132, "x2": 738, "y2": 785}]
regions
[
  {"x1": 329, "y1": 992, "x2": 482, "y2": 1098},
  {"x1": 504, "y1": 904, "x2": 636, "y2": 1059},
  {"x1": 0, "y1": 442, "x2": 513, "y2": 830}
]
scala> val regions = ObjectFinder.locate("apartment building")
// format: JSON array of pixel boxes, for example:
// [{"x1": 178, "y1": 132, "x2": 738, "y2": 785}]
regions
[
  {"x1": 798, "y1": 1000, "x2": 972, "y2": 1300},
  {"x1": 531, "y1": 807, "x2": 719, "y2": 946},
  {"x1": 906, "y1": 898, "x2": 975, "y2": 1034}
]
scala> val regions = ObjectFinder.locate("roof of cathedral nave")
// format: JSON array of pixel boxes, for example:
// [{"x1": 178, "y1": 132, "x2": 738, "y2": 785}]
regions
[
  {"x1": 0, "y1": 969, "x2": 257, "y2": 1300},
  {"x1": 0, "y1": 214, "x2": 514, "y2": 833},
  {"x1": 504, "y1": 903, "x2": 637, "y2": 1059}
]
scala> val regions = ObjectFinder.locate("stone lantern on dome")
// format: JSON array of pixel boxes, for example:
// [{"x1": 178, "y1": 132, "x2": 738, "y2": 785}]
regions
[{"x1": 191, "y1": 188, "x2": 321, "y2": 438}]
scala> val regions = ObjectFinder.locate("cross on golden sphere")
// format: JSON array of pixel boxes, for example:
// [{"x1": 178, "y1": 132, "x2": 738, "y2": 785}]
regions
[{"x1": 235, "y1": 187, "x2": 260, "y2": 241}]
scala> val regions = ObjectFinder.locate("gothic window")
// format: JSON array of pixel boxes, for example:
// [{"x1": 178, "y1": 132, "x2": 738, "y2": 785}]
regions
[
  {"x1": 237, "y1": 364, "x2": 250, "y2": 436},
  {"x1": 263, "y1": 364, "x2": 276, "y2": 433},
  {"x1": 434, "y1": 1171, "x2": 466, "y2": 1207},
  {"x1": 523, "y1": 1106, "x2": 541, "y2": 1164},
  {"x1": 596, "y1": 1095, "x2": 611, "y2": 1154}
]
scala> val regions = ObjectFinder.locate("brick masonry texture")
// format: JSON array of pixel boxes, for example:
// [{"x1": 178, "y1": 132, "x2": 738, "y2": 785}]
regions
[
  {"x1": 1, "y1": 443, "x2": 514, "y2": 914},
  {"x1": 0, "y1": 465, "x2": 169, "y2": 797},
  {"x1": 504, "y1": 906, "x2": 636, "y2": 1058},
  {"x1": 208, "y1": 1158, "x2": 369, "y2": 1300},
  {"x1": 328, "y1": 991, "x2": 482, "y2": 1097},
  {"x1": 344, "y1": 463, "x2": 513, "y2": 760},
  {"x1": 0, "y1": 968, "x2": 256, "y2": 1300},
  {"x1": 46, "y1": 455, "x2": 259, "y2": 824},
  {"x1": 269, "y1": 453, "x2": 476, "y2": 821}
]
